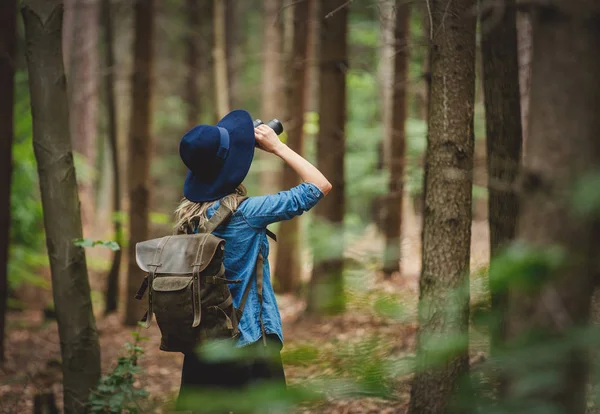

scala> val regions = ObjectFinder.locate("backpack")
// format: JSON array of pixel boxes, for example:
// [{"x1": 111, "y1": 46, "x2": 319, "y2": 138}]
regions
[{"x1": 134, "y1": 196, "x2": 269, "y2": 353}]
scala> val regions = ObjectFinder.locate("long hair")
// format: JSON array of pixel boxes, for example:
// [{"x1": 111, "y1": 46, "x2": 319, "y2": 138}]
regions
[{"x1": 174, "y1": 185, "x2": 247, "y2": 234}]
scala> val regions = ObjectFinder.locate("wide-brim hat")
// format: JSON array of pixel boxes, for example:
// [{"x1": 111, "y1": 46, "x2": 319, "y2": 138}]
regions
[{"x1": 180, "y1": 109, "x2": 255, "y2": 202}]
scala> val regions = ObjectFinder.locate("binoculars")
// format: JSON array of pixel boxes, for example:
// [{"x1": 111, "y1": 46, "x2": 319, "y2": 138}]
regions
[{"x1": 253, "y1": 118, "x2": 284, "y2": 136}]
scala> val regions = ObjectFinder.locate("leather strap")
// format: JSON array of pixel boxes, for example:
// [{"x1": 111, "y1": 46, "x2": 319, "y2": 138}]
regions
[
  {"x1": 135, "y1": 276, "x2": 148, "y2": 300},
  {"x1": 235, "y1": 251, "x2": 267, "y2": 345},
  {"x1": 191, "y1": 233, "x2": 210, "y2": 327},
  {"x1": 256, "y1": 252, "x2": 267, "y2": 346},
  {"x1": 143, "y1": 236, "x2": 171, "y2": 328}
]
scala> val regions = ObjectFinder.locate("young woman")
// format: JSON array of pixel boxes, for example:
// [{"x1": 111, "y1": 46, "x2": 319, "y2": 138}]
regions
[{"x1": 174, "y1": 110, "x2": 331, "y2": 410}]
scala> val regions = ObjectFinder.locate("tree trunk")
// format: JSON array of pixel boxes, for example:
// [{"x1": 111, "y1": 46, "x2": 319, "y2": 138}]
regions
[
  {"x1": 21, "y1": 1, "x2": 101, "y2": 411},
  {"x1": 306, "y1": 0, "x2": 348, "y2": 315},
  {"x1": 213, "y1": 0, "x2": 230, "y2": 119},
  {"x1": 0, "y1": 0, "x2": 17, "y2": 365},
  {"x1": 516, "y1": 12, "x2": 532, "y2": 151},
  {"x1": 33, "y1": 392, "x2": 59, "y2": 414},
  {"x1": 225, "y1": 0, "x2": 241, "y2": 109},
  {"x1": 102, "y1": 0, "x2": 122, "y2": 315},
  {"x1": 63, "y1": 0, "x2": 99, "y2": 237},
  {"x1": 407, "y1": 0, "x2": 476, "y2": 411},
  {"x1": 274, "y1": 0, "x2": 311, "y2": 294},
  {"x1": 185, "y1": 0, "x2": 201, "y2": 129},
  {"x1": 259, "y1": 0, "x2": 284, "y2": 196},
  {"x1": 480, "y1": 0, "x2": 522, "y2": 386},
  {"x1": 124, "y1": 0, "x2": 155, "y2": 326},
  {"x1": 506, "y1": 4, "x2": 600, "y2": 413},
  {"x1": 382, "y1": 0, "x2": 410, "y2": 277},
  {"x1": 378, "y1": 0, "x2": 394, "y2": 166}
]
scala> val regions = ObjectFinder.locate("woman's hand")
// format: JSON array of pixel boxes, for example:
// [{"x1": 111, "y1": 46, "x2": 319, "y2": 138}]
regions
[{"x1": 254, "y1": 124, "x2": 284, "y2": 154}]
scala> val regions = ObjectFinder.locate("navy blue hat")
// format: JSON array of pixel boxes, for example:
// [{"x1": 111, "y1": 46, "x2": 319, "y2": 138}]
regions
[{"x1": 180, "y1": 109, "x2": 255, "y2": 202}]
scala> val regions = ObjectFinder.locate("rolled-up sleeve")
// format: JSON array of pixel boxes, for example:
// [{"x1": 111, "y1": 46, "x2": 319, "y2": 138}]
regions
[{"x1": 241, "y1": 182, "x2": 324, "y2": 228}]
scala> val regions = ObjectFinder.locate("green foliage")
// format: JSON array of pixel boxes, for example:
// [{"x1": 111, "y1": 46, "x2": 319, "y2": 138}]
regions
[
  {"x1": 89, "y1": 331, "x2": 149, "y2": 414},
  {"x1": 572, "y1": 170, "x2": 600, "y2": 218},
  {"x1": 73, "y1": 238, "x2": 121, "y2": 251},
  {"x1": 9, "y1": 70, "x2": 47, "y2": 290},
  {"x1": 345, "y1": 70, "x2": 387, "y2": 223},
  {"x1": 489, "y1": 242, "x2": 566, "y2": 294}
]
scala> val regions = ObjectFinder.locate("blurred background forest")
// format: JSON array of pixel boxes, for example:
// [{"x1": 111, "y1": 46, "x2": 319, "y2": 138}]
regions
[{"x1": 1, "y1": 0, "x2": 600, "y2": 413}]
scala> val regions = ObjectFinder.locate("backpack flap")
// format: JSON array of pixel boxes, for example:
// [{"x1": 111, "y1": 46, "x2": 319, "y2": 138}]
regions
[
  {"x1": 135, "y1": 233, "x2": 225, "y2": 275},
  {"x1": 134, "y1": 234, "x2": 226, "y2": 330}
]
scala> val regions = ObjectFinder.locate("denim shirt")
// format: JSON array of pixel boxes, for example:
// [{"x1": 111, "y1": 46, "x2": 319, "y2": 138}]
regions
[{"x1": 205, "y1": 182, "x2": 324, "y2": 347}]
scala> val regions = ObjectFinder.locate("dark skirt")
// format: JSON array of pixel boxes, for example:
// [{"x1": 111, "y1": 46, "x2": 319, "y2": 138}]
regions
[{"x1": 176, "y1": 335, "x2": 286, "y2": 412}]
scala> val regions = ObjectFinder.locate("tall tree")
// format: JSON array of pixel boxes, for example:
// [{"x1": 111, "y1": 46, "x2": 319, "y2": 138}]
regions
[
  {"x1": 185, "y1": 0, "x2": 201, "y2": 129},
  {"x1": 0, "y1": 0, "x2": 17, "y2": 364},
  {"x1": 516, "y1": 12, "x2": 532, "y2": 148},
  {"x1": 102, "y1": 0, "x2": 122, "y2": 315},
  {"x1": 306, "y1": 0, "x2": 348, "y2": 315},
  {"x1": 382, "y1": 0, "x2": 410, "y2": 277},
  {"x1": 407, "y1": 0, "x2": 476, "y2": 411},
  {"x1": 63, "y1": 0, "x2": 100, "y2": 236},
  {"x1": 21, "y1": 1, "x2": 101, "y2": 410},
  {"x1": 124, "y1": 0, "x2": 155, "y2": 326},
  {"x1": 213, "y1": 0, "x2": 230, "y2": 119},
  {"x1": 259, "y1": 0, "x2": 284, "y2": 196},
  {"x1": 480, "y1": 0, "x2": 522, "y2": 377},
  {"x1": 506, "y1": 3, "x2": 600, "y2": 413},
  {"x1": 274, "y1": 0, "x2": 312, "y2": 294}
]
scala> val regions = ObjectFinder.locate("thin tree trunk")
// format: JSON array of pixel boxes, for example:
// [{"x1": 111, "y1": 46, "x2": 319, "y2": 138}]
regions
[
  {"x1": 0, "y1": 0, "x2": 17, "y2": 365},
  {"x1": 407, "y1": 0, "x2": 476, "y2": 411},
  {"x1": 259, "y1": 0, "x2": 284, "y2": 196},
  {"x1": 306, "y1": 0, "x2": 348, "y2": 315},
  {"x1": 185, "y1": 0, "x2": 201, "y2": 129},
  {"x1": 21, "y1": 1, "x2": 101, "y2": 411},
  {"x1": 63, "y1": 0, "x2": 99, "y2": 237},
  {"x1": 378, "y1": 0, "x2": 394, "y2": 167},
  {"x1": 213, "y1": 0, "x2": 230, "y2": 119},
  {"x1": 274, "y1": 0, "x2": 311, "y2": 294},
  {"x1": 480, "y1": 0, "x2": 522, "y2": 389},
  {"x1": 382, "y1": 0, "x2": 410, "y2": 277},
  {"x1": 102, "y1": 0, "x2": 122, "y2": 315},
  {"x1": 516, "y1": 12, "x2": 532, "y2": 152},
  {"x1": 124, "y1": 0, "x2": 155, "y2": 326},
  {"x1": 506, "y1": 4, "x2": 600, "y2": 413},
  {"x1": 225, "y1": 0, "x2": 242, "y2": 109}
]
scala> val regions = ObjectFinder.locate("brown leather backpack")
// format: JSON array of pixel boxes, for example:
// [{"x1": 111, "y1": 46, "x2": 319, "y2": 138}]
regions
[{"x1": 134, "y1": 197, "x2": 267, "y2": 353}]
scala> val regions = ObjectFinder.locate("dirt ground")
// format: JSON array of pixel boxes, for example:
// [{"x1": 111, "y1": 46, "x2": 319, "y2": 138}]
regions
[{"x1": 0, "y1": 212, "x2": 490, "y2": 414}]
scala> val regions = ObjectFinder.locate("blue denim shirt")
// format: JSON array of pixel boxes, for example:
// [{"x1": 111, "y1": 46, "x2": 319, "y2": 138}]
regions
[{"x1": 205, "y1": 182, "x2": 324, "y2": 347}]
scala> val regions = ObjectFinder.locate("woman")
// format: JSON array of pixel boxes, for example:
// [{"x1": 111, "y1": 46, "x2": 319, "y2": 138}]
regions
[{"x1": 174, "y1": 110, "x2": 331, "y2": 410}]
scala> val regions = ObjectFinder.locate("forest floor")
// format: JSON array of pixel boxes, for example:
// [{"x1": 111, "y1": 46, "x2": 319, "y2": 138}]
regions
[{"x1": 0, "y1": 214, "x2": 490, "y2": 414}]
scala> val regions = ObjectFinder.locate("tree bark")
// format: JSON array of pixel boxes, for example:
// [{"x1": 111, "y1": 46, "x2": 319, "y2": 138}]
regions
[
  {"x1": 0, "y1": 0, "x2": 17, "y2": 365},
  {"x1": 506, "y1": 3, "x2": 600, "y2": 413},
  {"x1": 480, "y1": 0, "x2": 522, "y2": 384},
  {"x1": 102, "y1": 0, "x2": 122, "y2": 315},
  {"x1": 63, "y1": 0, "x2": 99, "y2": 237},
  {"x1": 21, "y1": 1, "x2": 101, "y2": 411},
  {"x1": 382, "y1": 0, "x2": 410, "y2": 277},
  {"x1": 306, "y1": 0, "x2": 348, "y2": 315},
  {"x1": 213, "y1": 0, "x2": 230, "y2": 119},
  {"x1": 516, "y1": 12, "x2": 532, "y2": 150},
  {"x1": 185, "y1": 0, "x2": 201, "y2": 129},
  {"x1": 259, "y1": 0, "x2": 284, "y2": 196},
  {"x1": 407, "y1": 0, "x2": 476, "y2": 411},
  {"x1": 124, "y1": 0, "x2": 155, "y2": 326},
  {"x1": 274, "y1": 0, "x2": 311, "y2": 294},
  {"x1": 225, "y1": 0, "x2": 242, "y2": 109}
]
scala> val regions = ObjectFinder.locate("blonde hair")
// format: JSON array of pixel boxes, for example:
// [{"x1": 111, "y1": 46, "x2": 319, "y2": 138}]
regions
[{"x1": 174, "y1": 184, "x2": 247, "y2": 234}]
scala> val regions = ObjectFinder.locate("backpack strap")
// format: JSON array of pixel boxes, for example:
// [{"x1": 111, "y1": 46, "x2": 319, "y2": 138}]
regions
[
  {"x1": 200, "y1": 195, "x2": 248, "y2": 234},
  {"x1": 142, "y1": 235, "x2": 171, "y2": 328},
  {"x1": 235, "y1": 251, "x2": 268, "y2": 346}
]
